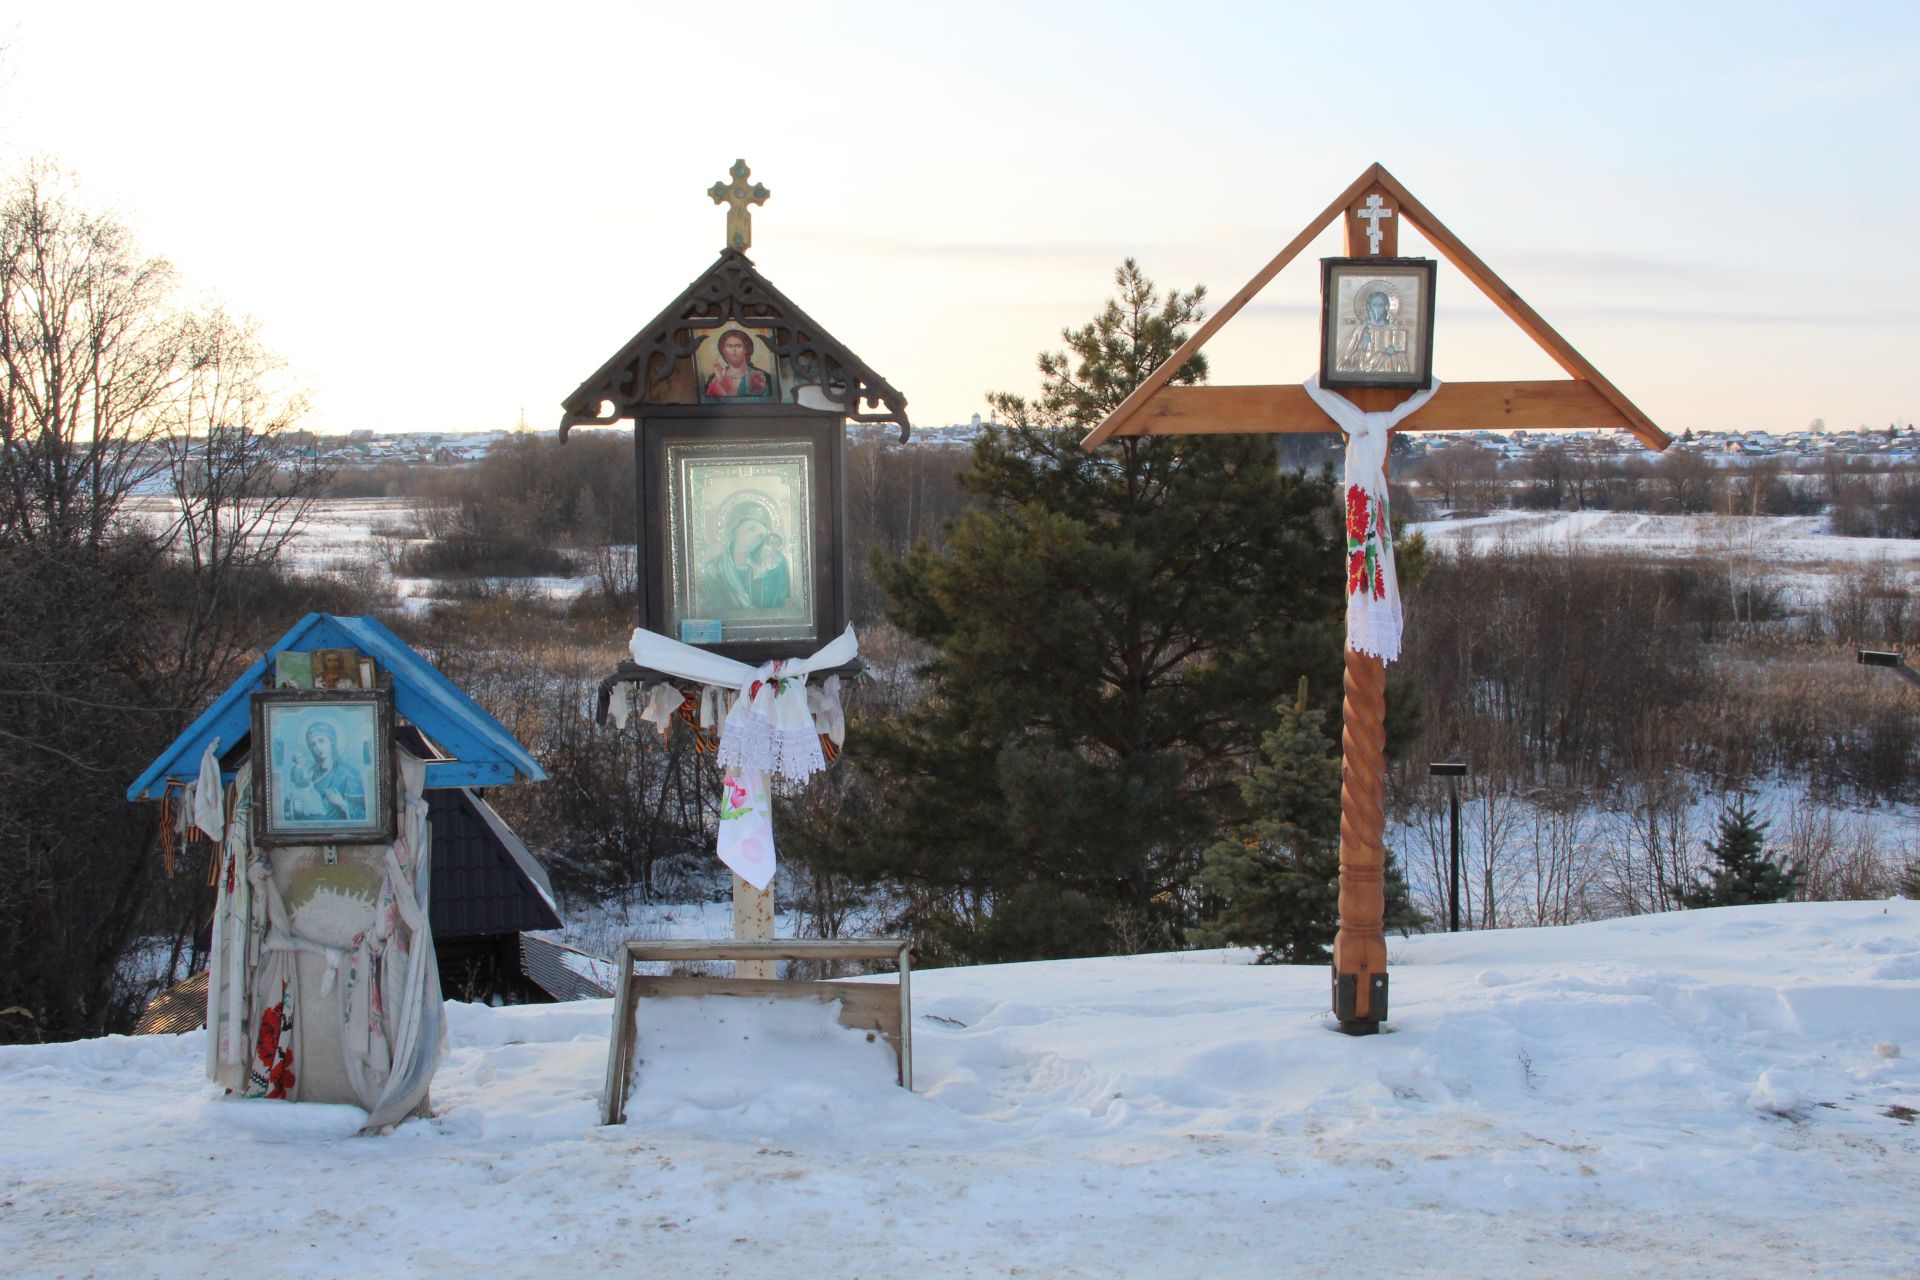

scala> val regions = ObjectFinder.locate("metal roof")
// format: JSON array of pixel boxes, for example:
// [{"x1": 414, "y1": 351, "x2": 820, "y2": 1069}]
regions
[
  {"x1": 518, "y1": 934, "x2": 614, "y2": 1003},
  {"x1": 126, "y1": 613, "x2": 546, "y2": 801}
]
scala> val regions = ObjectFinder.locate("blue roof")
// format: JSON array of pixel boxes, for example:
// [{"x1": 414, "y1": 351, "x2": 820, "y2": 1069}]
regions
[{"x1": 127, "y1": 613, "x2": 547, "y2": 801}]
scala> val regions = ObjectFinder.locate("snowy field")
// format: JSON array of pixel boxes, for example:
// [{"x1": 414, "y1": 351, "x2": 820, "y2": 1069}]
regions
[
  {"x1": 1412, "y1": 509, "x2": 1920, "y2": 578},
  {"x1": 122, "y1": 495, "x2": 593, "y2": 611},
  {"x1": 2, "y1": 901, "x2": 1915, "y2": 1278}
]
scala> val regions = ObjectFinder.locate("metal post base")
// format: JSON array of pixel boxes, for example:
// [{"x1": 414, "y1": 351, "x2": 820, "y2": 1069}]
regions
[{"x1": 1332, "y1": 970, "x2": 1389, "y2": 1034}]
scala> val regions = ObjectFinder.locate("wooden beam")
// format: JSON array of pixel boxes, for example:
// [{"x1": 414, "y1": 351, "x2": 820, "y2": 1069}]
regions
[
  {"x1": 1079, "y1": 164, "x2": 1387, "y2": 449},
  {"x1": 1081, "y1": 163, "x2": 1671, "y2": 454},
  {"x1": 1368, "y1": 166, "x2": 1670, "y2": 451},
  {"x1": 1119, "y1": 380, "x2": 1638, "y2": 437}
]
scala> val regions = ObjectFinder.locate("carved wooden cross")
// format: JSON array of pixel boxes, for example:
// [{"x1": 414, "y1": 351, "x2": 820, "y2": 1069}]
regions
[
  {"x1": 1082, "y1": 163, "x2": 1670, "y2": 1035},
  {"x1": 709, "y1": 158, "x2": 770, "y2": 252}
]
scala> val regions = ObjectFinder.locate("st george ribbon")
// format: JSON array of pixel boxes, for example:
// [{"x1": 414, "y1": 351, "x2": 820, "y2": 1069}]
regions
[{"x1": 1302, "y1": 375, "x2": 1442, "y2": 664}]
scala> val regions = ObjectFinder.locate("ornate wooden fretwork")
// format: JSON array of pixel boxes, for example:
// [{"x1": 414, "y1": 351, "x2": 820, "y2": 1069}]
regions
[{"x1": 560, "y1": 250, "x2": 910, "y2": 439}]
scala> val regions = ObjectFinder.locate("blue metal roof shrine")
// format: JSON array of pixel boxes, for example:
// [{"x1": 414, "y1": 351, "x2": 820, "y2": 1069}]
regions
[{"x1": 127, "y1": 613, "x2": 547, "y2": 801}]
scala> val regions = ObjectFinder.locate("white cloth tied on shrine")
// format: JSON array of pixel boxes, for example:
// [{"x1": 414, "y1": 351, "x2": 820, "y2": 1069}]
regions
[
  {"x1": 349, "y1": 748, "x2": 447, "y2": 1134},
  {"x1": 1303, "y1": 374, "x2": 1442, "y2": 664},
  {"x1": 193, "y1": 738, "x2": 226, "y2": 843},
  {"x1": 626, "y1": 625, "x2": 858, "y2": 890}
]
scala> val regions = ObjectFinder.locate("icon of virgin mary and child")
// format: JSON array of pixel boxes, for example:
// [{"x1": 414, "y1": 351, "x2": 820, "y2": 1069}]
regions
[{"x1": 700, "y1": 500, "x2": 791, "y2": 612}]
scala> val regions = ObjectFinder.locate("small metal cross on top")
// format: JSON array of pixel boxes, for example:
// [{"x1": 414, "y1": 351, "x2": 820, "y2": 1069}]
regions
[
  {"x1": 710, "y1": 159, "x2": 770, "y2": 252},
  {"x1": 1356, "y1": 193, "x2": 1393, "y2": 255}
]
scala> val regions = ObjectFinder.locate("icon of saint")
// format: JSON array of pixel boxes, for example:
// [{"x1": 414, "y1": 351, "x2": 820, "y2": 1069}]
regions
[
  {"x1": 1340, "y1": 282, "x2": 1414, "y2": 375},
  {"x1": 703, "y1": 329, "x2": 774, "y2": 400}
]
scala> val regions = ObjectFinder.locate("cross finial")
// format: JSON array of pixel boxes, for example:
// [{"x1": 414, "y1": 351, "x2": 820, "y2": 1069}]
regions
[
  {"x1": 709, "y1": 159, "x2": 770, "y2": 252},
  {"x1": 1357, "y1": 193, "x2": 1393, "y2": 255}
]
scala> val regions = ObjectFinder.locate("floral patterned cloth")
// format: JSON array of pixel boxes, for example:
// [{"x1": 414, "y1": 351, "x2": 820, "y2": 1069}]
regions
[{"x1": 1302, "y1": 375, "x2": 1442, "y2": 663}]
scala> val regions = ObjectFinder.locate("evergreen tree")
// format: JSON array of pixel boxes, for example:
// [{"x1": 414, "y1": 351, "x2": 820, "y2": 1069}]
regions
[
  {"x1": 1679, "y1": 801, "x2": 1801, "y2": 908},
  {"x1": 1195, "y1": 679, "x2": 1420, "y2": 963},
  {"x1": 834, "y1": 261, "x2": 1358, "y2": 964},
  {"x1": 1895, "y1": 859, "x2": 1920, "y2": 900}
]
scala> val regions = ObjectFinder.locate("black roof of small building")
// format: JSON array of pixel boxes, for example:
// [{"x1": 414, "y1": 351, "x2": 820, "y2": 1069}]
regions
[{"x1": 428, "y1": 788, "x2": 562, "y2": 938}]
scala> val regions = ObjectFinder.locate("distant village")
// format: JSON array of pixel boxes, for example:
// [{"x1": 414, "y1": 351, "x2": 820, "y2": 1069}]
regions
[{"x1": 275, "y1": 414, "x2": 1920, "y2": 474}]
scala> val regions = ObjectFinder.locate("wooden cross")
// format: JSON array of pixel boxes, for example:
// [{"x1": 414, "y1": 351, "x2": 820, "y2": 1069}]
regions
[
  {"x1": 1356, "y1": 194, "x2": 1393, "y2": 255},
  {"x1": 1081, "y1": 164, "x2": 1670, "y2": 1035},
  {"x1": 709, "y1": 158, "x2": 770, "y2": 252}
]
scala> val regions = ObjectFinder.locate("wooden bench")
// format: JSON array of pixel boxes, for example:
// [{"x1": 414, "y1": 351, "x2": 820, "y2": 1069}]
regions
[{"x1": 599, "y1": 938, "x2": 913, "y2": 1125}]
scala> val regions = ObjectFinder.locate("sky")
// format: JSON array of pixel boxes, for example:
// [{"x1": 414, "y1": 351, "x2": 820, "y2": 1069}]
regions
[{"x1": 2, "y1": 1, "x2": 1915, "y2": 437}]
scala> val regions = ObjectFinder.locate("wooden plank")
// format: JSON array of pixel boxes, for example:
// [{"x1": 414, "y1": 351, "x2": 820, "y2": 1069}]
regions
[
  {"x1": 1118, "y1": 380, "x2": 1635, "y2": 437},
  {"x1": 896, "y1": 943, "x2": 913, "y2": 1090},
  {"x1": 1080, "y1": 163, "x2": 1388, "y2": 449},
  {"x1": 625, "y1": 938, "x2": 908, "y2": 962},
  {"x1": 600, "y1": 943, "x2": 639, "y2": 1125},
  {"x1": 1367, "y1": 166, "x2": 1669, "y2": 451},
  {"x1": 629, "y1": 975, "x2": 901, "y2": 1045}
]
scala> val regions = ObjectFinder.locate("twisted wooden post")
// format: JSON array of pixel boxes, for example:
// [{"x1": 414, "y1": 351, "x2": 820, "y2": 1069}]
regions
[{"x1": 1333, "y1": 644, "x2": 1390, "y2": 1032}]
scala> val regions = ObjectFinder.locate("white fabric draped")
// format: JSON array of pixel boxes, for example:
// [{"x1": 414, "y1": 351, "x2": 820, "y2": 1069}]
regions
[
  {"x1": 205, "y1": 745, "x2": 447, "y2": 1129},
  {"x1": 625, "y1": 626, "x2": 858, "y2": 890},
  {"x1": 205, "y1": 769, "x2": 253, "y2": 1092},
  {"x1": 351, "y1": 748, "x2": 448, "y2": 1133},
  {"x1": 1303, "y1": 375, "x2": 1442, "y2": 663}
]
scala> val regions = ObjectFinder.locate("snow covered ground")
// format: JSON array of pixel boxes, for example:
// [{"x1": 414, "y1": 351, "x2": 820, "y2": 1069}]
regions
[
  {"x1": 2, "y1": 901, "x2": 1916, "y2": 1278},
  {"x1": 122, "y1": 495, "x2": 594, "y2": 612},
  {"x1": 1411, "y1": 509, "x2": 1920, "y2": 588}
]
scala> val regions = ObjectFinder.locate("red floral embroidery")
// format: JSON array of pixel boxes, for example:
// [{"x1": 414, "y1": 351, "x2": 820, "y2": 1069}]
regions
[
  {"x1": 1347, "y1": 550, "x2": 1367, "y2": 595},
  {"x1": 253, "y1": 984, "x2": 297, "y2": 1099},
  {"x1": 1345, "y1": 486, "x2": 1370, "y2": 542},
  {"x1": 255, "y1": 1005, "x2": 282, "y2": 1067}
]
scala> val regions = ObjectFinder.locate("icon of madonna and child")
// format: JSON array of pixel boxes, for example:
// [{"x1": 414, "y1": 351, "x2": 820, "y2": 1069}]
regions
[{"x1": 698, "y1": 497, "x2": 792, "y2": 614}]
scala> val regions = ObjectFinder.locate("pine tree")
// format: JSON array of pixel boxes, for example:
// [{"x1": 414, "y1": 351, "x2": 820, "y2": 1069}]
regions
[
  {"x1": 834, "y1": 261, "x2": 1363, "y2": 965},
  {"x1": 1895, "y1": 859, "x2": 1920, "y2": 900},
  {"x1": 1679, "y1": 801, "x2": 1801, "y2": 908},
  {"x1": 1195, "y1": 679, "x2": 1420, "y2": 963}
]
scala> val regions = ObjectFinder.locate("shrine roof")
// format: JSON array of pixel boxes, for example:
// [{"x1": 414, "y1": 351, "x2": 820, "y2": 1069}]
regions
[
  {"x1": 559, "y1": 249, "x2": 909, "y2": 438},
  {"x1": 126, "y1": 612, "x2": 546, "y2": 802}
]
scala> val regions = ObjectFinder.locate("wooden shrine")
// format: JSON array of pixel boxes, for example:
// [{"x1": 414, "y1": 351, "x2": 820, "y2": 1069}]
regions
[
  {"x1": 560, "y1": 163, "x2": 908, "y2": 1014},
  {"x1": 1083, "y1": 163, "x2": 1670, "y2": 1034},
  {"x1": 560, "y1": 159, "x2": 909, "y2": 666}
]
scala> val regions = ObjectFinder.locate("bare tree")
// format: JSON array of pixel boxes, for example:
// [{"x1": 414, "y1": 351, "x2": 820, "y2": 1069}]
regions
[
  {"x1": 0, "y1": 165, "x2": 185, "y2": 549},
  {"x1": 157, "y1": 308, "x2": 332, "y2": 709},
  {"x1": 0, "y1": 168, "x2": 328, "y2": 1041}
]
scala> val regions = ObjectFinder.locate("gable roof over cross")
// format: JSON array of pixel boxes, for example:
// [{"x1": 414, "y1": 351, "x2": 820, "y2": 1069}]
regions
[{"x1": 1082, "y1": 162, "x2": 1670, "y2": 452}]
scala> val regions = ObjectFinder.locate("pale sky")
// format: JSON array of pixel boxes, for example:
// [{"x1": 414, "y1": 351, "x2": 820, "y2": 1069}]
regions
[{"x1": 4, "y1": 1, "x2": 1915, "y2": 436}]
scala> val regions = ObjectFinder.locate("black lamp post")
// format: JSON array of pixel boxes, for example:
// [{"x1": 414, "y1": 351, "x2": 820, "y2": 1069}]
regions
[{"x1": 1429, "y1": 761, "x2": 1468, "y2": 932}]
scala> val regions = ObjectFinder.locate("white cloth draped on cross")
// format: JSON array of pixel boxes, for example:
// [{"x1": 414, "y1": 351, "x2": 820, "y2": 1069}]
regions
[
  {"x1": 624, "y1": 626, "x2": 856, "y2": 890},
  {"x1": 1303, "y1": 375, "x2": 1442, "y2": 664}
]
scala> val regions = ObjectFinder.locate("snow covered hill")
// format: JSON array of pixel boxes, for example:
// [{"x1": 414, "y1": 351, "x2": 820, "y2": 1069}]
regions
[{"x1": 2, "y1": 902, "x2": 1915, "y2": 1278}]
